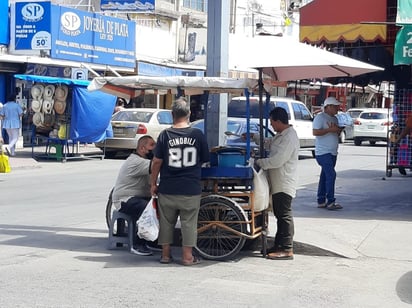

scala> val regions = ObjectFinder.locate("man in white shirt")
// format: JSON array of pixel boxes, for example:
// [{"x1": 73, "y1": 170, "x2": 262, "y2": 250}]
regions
[
  {"x1": 312, "y1": 97, "x2": 344, "y2": 210},
  {"x1": 254, "y1": 107, "x2": 300, "y2": 260}
]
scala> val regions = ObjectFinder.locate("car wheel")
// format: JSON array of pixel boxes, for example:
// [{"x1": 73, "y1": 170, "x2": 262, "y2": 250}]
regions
[
  {"x1": 339, "y1": 131, "x2": 346, "y2": 144},
  {"x1": 354, "y1": 138, "x2": 362, "y2": 146},
  {"x1": 369, "y1": 141, "x2": 376, "y2": 145},
  {"x1": 104, "y1": 151, "x2": 117, "y2": 159}
]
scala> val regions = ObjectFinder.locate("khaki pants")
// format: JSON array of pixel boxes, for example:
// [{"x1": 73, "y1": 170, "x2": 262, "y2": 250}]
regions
[{"x1": 157, "y1": 194, "x2": 200, "y2": 247}]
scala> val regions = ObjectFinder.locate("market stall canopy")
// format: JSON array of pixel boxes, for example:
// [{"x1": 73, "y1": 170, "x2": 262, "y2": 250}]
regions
[
  {"x1": 15, "y1": 74, "x2": 116, "y2": 143},
  {"x1": 299, "y1": 0, "x2": 387, "y2": 43},
  {"x1": 228, "y1": 35, "x2": 384, "y2": 82},
  {"x1": 14, "y1": 74, "x2": 90, "y2": 87},
  {"x1": 87, "y1": 75, "x2": 259, "y2": 100}
]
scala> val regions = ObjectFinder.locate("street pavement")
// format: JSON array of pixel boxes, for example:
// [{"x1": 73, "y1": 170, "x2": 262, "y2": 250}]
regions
[{"x1": 0, "y1": 143, "x2": 411, "y2": 307}]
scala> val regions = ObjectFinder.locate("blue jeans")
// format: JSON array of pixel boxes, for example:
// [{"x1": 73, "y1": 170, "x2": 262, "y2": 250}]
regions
[{"x1": 315, "y1": 153, "x2": 337, "y2": 205}]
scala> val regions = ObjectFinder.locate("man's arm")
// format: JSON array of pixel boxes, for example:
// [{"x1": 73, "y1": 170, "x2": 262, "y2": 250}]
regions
[
  {"x1": 313, "y1": 123, "x2": 341, "y2": 136},
  {"x1": 150, "y1": 157, "x2": 163, "y2": 196},
  {"x1": 395, "y1": 127, "x2": 412, "y2": 144}
]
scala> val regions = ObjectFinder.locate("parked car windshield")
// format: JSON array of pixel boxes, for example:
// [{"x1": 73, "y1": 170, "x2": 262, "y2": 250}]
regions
[
  {"x1": 360, "y1": 112, "x2": 388, "y2": 120},
  {"x1": 348, "y1": 109, "x2": 364, "y2": 119},
  {"x1": 228, "y1": 97, "x2": 275, "y2": 118},
  {"x1": 112, "y1": 110, "x2": 153, "y2": 122}
]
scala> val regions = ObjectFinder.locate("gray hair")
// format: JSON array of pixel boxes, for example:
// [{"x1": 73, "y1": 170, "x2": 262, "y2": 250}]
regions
[{"x1": 172, "y1": 97, "x2": 190, "y2": 120}]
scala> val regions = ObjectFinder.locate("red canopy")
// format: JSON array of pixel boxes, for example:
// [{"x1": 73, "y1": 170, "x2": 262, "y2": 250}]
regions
[{"x1": 300, "y1": 0, "x2": 387, "y2": 43}]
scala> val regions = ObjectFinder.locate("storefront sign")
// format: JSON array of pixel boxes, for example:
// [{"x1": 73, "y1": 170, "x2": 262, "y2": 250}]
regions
[
  {"x1": 50, "y1": 5, "x2": 136, "y2": 68},
  {"x1": 397, "y1": 0, "x2": 412, "y2": 24},
  {"x1": 100, "y1": 0, "x2": 155, "y2": 12},
  {"x1": 394, "y1": 25, "x2": 412, "y2": 65},
  {"x1": 0, "y1": 0, "x2": 9, "y2": 44},
  {"x1": 14, "y1": 2, "x2": 52, "y2": 50},
  {"x1": 71, "y1": 68, "x2": 88, "y2": 80},
  {"x1": 137, "y1": 62, "x2": 204, "y2": 77}
]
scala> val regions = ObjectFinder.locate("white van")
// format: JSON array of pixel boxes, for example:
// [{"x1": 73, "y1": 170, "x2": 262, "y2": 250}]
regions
[{"x1": 228, "y1": 96, "x2": 315, "y2": 153}]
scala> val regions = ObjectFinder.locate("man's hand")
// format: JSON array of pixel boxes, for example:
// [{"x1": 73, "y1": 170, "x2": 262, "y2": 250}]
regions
[
  {"x1": 241, "y1": 133, "x2": 254, "y2": 141},
  {"x1": 328, "y1": 122, "x2": 342, "y2": 134},
  {"x1": 150, "y1": 184, "x2": 158, "y2": 197}
]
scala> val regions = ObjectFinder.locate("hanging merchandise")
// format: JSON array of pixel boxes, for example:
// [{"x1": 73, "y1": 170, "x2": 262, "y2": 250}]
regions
[
  {"x1": 0, "y1": 147, "x2": 11, "y2": 173},
  {"x1": 15, "y1": 74, "x2": 116, "y2": 162},
  {"x1": 386, "y1": 89, "x2": 412, "y2": 177},
  {"x1": 53, "y1": 85, "x2": 68, "y2": 115},
  {"x1": 31, "y1": 99, "x2": 43, "y2": 113}
]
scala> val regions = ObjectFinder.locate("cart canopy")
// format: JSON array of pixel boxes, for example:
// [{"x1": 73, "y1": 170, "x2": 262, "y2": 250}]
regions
[{"x1": 87, "y1": 75, "x2": 259, "y2": 100}]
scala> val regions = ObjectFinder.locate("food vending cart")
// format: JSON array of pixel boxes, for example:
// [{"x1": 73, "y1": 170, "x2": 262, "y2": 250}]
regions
[{"x1": 90, "y1": 75, "x2": 272, "y2": 260}]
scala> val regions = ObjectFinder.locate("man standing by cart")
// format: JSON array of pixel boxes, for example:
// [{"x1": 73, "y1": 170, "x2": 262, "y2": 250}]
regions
[
  {"x1": 253, "y1": 107, "x2": 300, "y2": 260},
  {"x1": 150, "y1": 97, "x2": 209, "y2": 266}
]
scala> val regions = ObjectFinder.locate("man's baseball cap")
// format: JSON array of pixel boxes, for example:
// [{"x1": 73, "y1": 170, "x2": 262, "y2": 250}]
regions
[{"x1": 323, "y1": 97, "x2": 341, "y2": 106}]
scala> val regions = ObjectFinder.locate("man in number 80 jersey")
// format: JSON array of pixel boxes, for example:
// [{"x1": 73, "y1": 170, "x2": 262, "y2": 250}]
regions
[{"x1": 151, "y1": 97, "x2": 209, "y2": 266}]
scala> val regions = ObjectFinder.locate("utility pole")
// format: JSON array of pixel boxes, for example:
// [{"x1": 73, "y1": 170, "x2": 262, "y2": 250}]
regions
[{"x1": 205, "y1": 1, "x2": 230, "y2": 148}]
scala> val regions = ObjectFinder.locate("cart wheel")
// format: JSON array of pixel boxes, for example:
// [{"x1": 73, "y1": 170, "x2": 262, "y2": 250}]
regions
[
  {"x1": 195, "y1": 195, "x2": 247, "y2": 261},
  {"x1": 386, "y1": 169, "x2": 392, "y2": 177},
  {"x1": 105, "y1": 187, "x2": 114, "y2": 229}
]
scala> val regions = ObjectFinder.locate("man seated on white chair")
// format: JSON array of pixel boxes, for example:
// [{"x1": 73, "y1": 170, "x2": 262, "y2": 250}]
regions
[{"x1": 112, "y1": 135, "x2": 156, "y2": 256}]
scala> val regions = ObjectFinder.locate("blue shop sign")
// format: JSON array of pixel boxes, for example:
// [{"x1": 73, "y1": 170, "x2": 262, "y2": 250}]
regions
[
  {"x1": 0, "y1": 0, "x2": 9, "y2": 44},
  {"x1": 50, "y1": 6, "x2": 136, "y2": 68},
  {"x1": 138, "y1": 62, "x2": 204, "y2": 77},
  {"x1": 14, "y1": 1, "x2": 52, "y2": 50},
  {"x1": 100, "y1": 0, "x2": 155, "y2": 12}
]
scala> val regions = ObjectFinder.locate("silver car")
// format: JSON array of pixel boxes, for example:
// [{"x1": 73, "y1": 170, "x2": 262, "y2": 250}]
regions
[
  {"x1": 95, "y1": 108, "x2": 172, "y2": 158},
  {"x1": 336, "y1": 111, "x2": 354, "y2": 143}
]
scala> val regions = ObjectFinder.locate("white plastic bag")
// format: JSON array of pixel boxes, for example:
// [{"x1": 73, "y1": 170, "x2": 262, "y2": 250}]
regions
[
  {"x1": 137, "y1": 198, "x2": 159, "y2": 241},
  {"x1": 252, "y1": 167, "x2": 270, "y2": 212}
]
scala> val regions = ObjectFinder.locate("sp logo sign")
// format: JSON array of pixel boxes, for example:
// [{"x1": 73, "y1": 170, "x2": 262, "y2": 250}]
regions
[
  {"x1": 21, "y1": 3, "x2": 44, "y2": 22},
  {"x1": 61, "y1": 12, "x2": 81, "y2": 36}
]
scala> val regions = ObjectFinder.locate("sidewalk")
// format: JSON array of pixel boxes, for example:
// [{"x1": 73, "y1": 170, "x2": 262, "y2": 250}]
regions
[
  {"x1": 291, "y1": 166, "x2": 412, "y2": 262},
  {"x1": 7, "y1": 144, "x2": 104, "y2": 170}
]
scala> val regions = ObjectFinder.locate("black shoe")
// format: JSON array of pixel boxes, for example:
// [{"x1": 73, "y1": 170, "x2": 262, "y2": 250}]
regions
[
  {"x1": 130, "y1": 245, "x2": 153, "y2": 256},
  {"x1": 146, "y1": 242, "x2": 162, "y2": 252},
  {"x1": 399, "y1": 167, "x2": 407, "y2": 175}
]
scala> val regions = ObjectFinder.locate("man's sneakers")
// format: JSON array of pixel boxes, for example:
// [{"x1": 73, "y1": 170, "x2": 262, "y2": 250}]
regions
[
  {"x1": 146, "y1": 242, "x2": 162, "y2": 252},
  {"x1": 130, "y1": 244, "x2": 153, "y2": 256},
  {"x1": 326, "y1": 202, "x2": 343, "y2": 210},
  {"x1": 318, "y1": 201, "x2": 343, "y2": 210}
]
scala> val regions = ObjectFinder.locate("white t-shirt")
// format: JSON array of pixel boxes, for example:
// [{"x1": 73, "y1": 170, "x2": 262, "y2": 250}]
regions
[{"x1": 313, "y1": 112, "x2": 339, "y2": 156}]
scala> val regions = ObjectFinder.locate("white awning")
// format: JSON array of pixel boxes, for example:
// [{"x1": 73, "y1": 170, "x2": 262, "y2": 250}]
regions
[
  {"x1": 88, "y1": 75, "x2": 259, "y2": 99},
  {"x1": 0, "y1": 54, "x2": 135, "y2": 73}
]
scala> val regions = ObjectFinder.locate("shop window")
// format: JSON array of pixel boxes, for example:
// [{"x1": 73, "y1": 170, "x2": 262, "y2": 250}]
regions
[{"x1": 183, "y1": 0, "x2": 207, "y2": 12}]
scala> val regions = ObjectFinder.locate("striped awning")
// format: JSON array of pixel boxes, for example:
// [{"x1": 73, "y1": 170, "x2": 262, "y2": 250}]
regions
[{"x1": 299, "y1": 0, "x2": 387, "y2": 43}]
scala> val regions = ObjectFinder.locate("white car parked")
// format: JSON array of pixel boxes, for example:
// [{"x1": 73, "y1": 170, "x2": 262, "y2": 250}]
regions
[
  {"x1": 353, "y1": 108, "x2": 393, "y2": 146},
  {"x1": 228, "y1": 96, "x2": 315, "y2": 155}
]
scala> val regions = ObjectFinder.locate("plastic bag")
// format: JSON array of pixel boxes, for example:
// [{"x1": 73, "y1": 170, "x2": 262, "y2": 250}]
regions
[
  {"x1": 136, "y1": 198, "x2": 159, "y2": 241},
  {"x1": 0, "y1": 153, "x2": 11, "y2": 173},
  {"x1": 253, "y1": 167, "x2": 269, "y2": 212}
]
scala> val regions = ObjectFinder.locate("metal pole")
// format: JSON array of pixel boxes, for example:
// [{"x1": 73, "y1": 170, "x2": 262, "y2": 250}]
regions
[{"x1": 258, "y1": 68, "x2": 264, "y2": 157}]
